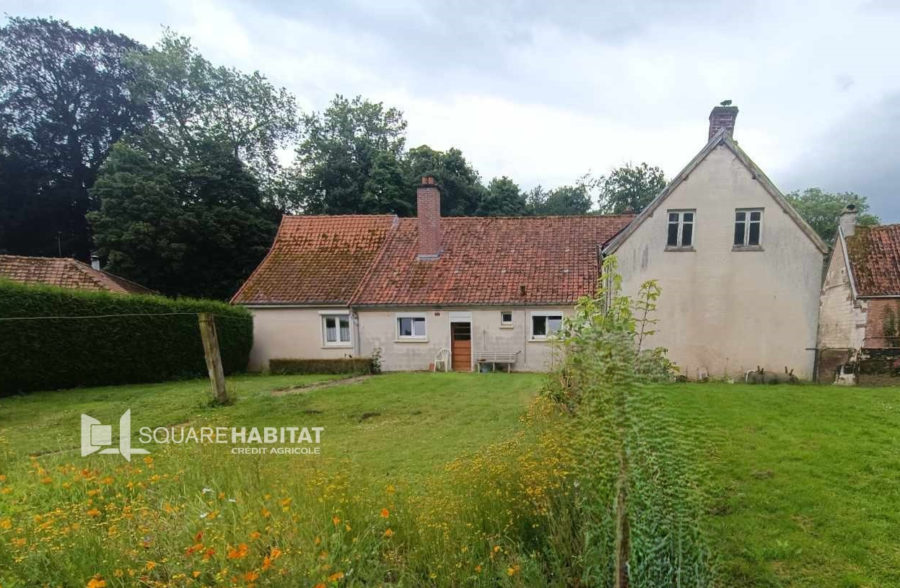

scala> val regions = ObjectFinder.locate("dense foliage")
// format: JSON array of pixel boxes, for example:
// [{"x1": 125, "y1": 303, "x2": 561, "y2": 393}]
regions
[
  {"x1": 785, "y1": 187, "x2": 879, "y2": 243},
  {"x1": 0, "y1": 280, "x2": 252, "y2": 394},
  {"x1": 596, "y1": 162, "x2": 666, "y2": 214}
]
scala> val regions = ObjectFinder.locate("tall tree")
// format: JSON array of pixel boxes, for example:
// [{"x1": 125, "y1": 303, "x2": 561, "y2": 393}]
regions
[
  {"x1": 597, "y1": 162, "x2": 666, "y2": 214},
  {"x1": 477, "y1": 176, "x2": 527, "y2": 216},
  {"x1": 526, "y1": 175, "x2": 594, "y2": 216},
  {"x1": 785, "y1": 187, "x2": 879, "y2": 243},
  {"x1": 127, "y1": 31, "x2": 298, "y2": 191},
  {"x1": 404, "y1": 145, "x2": 486, "y2": 216},
  {"x1": 0, "y1": 17, "x2": 148, "y2": 259},
  {"x1": 90, "y1": 139, "x2": 278, "y2": 299},
  {"x1": 291, "y1": 95, "x2": 407, "y2": 214}
]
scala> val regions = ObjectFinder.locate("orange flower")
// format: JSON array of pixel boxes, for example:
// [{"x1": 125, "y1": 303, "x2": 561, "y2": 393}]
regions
[
  {"x1": 507, "y1": 565, "x2": 520, "y2": 576},
  {"x1": 244, "y1": 570, "x2": 259, "y2": 582},
  {"x1": 327, "y1": 571, "x2": 344, "y2": 582},
  {"x1": 474, "y1": 564, "x2": 482, "y2": 573},
  {"x1": 86, "y1": 508, "x2": 101, "y2": 518},
  {"x1": 380, "y1": 508, "x2": 390, "y2": 518},
  {"x1": 194, "y1": 530, "x2": 204, "y2": 543},
  {"x1": 260, "y1": 507, "x2": 271, "y2": 519},
  {"x1": 270, "y1": 547, "x2": 283, "y2": 560},
  {"x1": 86, "y1": 577, "x2": 106, "y2": 588},
  {"x1": 332, "y1": 515, "x2": 341, "y2": 526},
  {"x1": 249, "y1": 531, "x2": 261, "y2": 540},
  {"x1": 383, "y1": 528, "x2": 393, "y2": 538},
  {"x1": 262, "y1": 555, "x2": 273, "y2": 571},
  {"x1": 145, "y1": 561, "x2": 157, "y2": 571},
  {"x1": 227, "y1": 543, "x2": 249, "y2": 559},
  {"x1": 192, "y1": 571, "x2": 201, "y2": 578},
  {"x1": 40, "y1": 476, "x2": 52, "y2": 484},
  {"x1": 315, "y1": 584, "x2": 326, "y2": 588},
  {"x1": 203, "y1": 548, "x2": 216, "y2": 561}
]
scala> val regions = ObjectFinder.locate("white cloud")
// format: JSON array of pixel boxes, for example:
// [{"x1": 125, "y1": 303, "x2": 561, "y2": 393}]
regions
[{"x1": 4, "y1": 0, "x2": 900, "y2": 218}]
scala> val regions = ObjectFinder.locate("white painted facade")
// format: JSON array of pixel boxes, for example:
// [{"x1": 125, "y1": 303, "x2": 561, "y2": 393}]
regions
[
  {"x1": 247, "y1": 306, "x2": 570, "y2": 372},
  {"x1": 607, "y1": 142, "x2": 826, "y2": 380},
  {"x1": 817, "y1": 234, "x2": 867, "y2": 351}
]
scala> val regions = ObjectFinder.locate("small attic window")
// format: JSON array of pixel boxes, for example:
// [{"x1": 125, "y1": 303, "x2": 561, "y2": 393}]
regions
[
  {"x1": 734, "y1": 209, "x2": 763, "y2": 248},
  {"x1": 666, "y1": 210, "x2": 695, "y2": 249}
]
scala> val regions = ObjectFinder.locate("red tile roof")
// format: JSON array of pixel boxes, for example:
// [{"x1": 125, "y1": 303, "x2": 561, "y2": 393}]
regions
[
  {"x1": 353, "y1": 216, "x2": 633, "y2": 306},
  {"x1": 231, "y1": 215, "x2": 398, "y2": 305},
  {"x1": 846, "y1": 224, "x2": 900, "y2": 297},
  {"x1": 233, "y1": 214, "x2": 633, "y2": 306},
  {"x1": 0, "y1": 255, "x2": 153, "y2": 295}
]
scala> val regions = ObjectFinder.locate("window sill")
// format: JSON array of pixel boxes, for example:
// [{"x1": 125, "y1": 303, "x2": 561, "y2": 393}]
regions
[
  {"x1": 322, "y1": 343, "x2": 352, "y2": 349},
  {"x1": 529, "y1": 337, "x2": 554, "y2": 343},
  {"x1": 395, "y1": 338, "x2": 429, "y2": 343},
  {"x1": 500, "y1": 325, "x2": 514, "y2": 329},
  {"x1": 732, "y1": 245, "x2": 764, "y2": 252},
  {"x1": 665, "y1": 246, "x2": 695, "y2": 252}
]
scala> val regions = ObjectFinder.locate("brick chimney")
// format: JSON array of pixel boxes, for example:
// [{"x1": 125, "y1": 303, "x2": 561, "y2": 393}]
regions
[
  {"x1": 708, "y1": 103, "x2": 739, "y2": 141},
  {"x1": 416, "y1": 176, "x2": 442, "y2": 260},
  {"x1": 839, "y1": 203, "x2": 858, "y2": 238}
]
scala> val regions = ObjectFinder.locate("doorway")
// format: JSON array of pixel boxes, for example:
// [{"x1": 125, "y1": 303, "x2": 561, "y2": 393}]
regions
[{"x1": 450, "y1": 322, "x2": 472, "y2": 372}]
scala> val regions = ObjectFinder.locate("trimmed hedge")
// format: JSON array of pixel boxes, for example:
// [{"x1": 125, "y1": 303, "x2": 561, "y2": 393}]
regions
[
  {"x1": 0, "y1": 280, "x2": 252, "y2": 394},
  {"x1": 269, "y1": 358, "x2": 375, "y2": 375}
]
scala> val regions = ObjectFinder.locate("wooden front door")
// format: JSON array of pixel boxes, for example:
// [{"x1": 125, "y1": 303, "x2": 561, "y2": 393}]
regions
[{"x1": 451, "y1": 322, "x2": 472, "y2": 372}]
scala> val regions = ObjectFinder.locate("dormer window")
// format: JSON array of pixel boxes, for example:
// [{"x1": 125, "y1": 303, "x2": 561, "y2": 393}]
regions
[{"x1": 666, "y1": 210, "x2": 695, "y2": 250}]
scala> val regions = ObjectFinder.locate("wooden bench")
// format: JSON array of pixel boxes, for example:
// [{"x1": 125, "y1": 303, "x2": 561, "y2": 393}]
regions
[{"x1": 476, "y1": 351, "x2": 521, "y2": 372}]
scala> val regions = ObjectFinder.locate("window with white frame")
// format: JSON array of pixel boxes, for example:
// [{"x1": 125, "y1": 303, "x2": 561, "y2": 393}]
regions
[
  {"x1": 322, "y1": 314, "x2": 351, "y2": 345},
  {"x1": 531, "y1": 313, "x2": 563, "y2": 339},
  {"x1": 734, "y1": 209, "x2": 763, "y2": 247},
  {"x1": 397, "y1": 315, "x2": 426, "y2": 339},
  {"x1": 500, "y1": 311, "x2": 513, "y2": 326},
  {"x1": 666, "y1": 210, "x2": 695, "y2": 248}
]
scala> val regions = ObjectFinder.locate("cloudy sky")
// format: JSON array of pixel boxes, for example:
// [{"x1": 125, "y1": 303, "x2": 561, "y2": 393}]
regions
[{"x1": 5, "y1": 0, "x2": 900, "y2": 220}]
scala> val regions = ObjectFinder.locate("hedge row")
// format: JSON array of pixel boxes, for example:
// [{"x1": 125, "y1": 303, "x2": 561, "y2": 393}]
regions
[
  {"x1": 0, "y1": 280, "x2": 252, "y2": 394},
  {"x1": 269, "y1": 358, "x2": 375, "y2": 375}
]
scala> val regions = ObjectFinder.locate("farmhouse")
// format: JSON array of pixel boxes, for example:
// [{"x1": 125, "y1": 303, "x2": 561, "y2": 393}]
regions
[
  {"x1": 234, "y1": 105, "x2": 829, "y2": 378},
  {"x1": 817, "y1": 209, "x2": 900, "y2": 379},
  {"x1": 0, "y1": 254, "x2": 152, "y2": 294}
]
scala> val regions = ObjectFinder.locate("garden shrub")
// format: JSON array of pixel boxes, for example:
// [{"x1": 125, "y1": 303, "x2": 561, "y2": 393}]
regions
[
  {"x1": 545, "y1": 256, "x2": 712, "y2": 586},
  {"x1": 268, "y1": 358, "x2": 375, "y2": 375},
  {"x1": 0, "y1": 280, "x2": 252, "y2": 394}
]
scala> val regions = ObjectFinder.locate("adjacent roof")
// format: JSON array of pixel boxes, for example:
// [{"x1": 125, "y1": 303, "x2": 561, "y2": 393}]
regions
[
  {"x1": 231, "y1": 215, "x2": 398, "y2": 305},
  {"x1": 0, "y1": 255, "x2": 153, "y2": 295},
  {"x1": 353, "y1": 216, "x2": 632, "y2": 306},
  {"x1": 844, "y1": 224, "x2": 900, "y2": 297},
  {"x1": 603, "y1": 129, "x2": 829, "y2": 255}
]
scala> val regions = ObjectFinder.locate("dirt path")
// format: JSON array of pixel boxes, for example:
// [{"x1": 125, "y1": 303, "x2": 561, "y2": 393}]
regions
[{"x1": 271, "y1": 374, "x2": 373, "y2": 396}]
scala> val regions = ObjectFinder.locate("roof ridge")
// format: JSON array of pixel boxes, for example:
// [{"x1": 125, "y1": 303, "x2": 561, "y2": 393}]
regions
[{"x1": 0, "y1": 253, "x2": 74, "y2": 262}]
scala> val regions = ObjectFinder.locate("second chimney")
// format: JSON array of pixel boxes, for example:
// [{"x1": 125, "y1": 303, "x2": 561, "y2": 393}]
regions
[
  {"x1": 839, "y1": 203, "x2": 858, "y2": 238},
  {"x1": 417, "y1": 176, "x2": 442, "y2": 260},
  {"x1": 708, "y1": 103, "x2": 739, "y2": 141}
]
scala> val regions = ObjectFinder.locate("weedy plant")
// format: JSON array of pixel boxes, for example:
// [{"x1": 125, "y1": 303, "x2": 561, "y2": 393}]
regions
[{"x1": 546, "y1": 255, "x2": 712, "y2": 587}]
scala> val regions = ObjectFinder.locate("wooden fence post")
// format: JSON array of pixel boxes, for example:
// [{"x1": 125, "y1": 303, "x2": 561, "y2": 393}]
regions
[{"x1": 198, "y1": 313, "x2": 228, "y2": 404}]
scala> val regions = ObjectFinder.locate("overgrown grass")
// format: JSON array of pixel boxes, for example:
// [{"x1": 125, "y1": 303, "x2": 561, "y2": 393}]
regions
[
  {"x1": 665, "y1": 382, "x2": 900, "y2": 587},
  {"x1": 0, "y1": 372, "x2": 576, "y2": 586}
]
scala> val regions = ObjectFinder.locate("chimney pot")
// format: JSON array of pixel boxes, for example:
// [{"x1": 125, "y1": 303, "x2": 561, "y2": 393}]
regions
[
  {"x1": 708, "y1": 103, "x2": 739, "y2": 141},
  {"x1": 417, "y1": 177, "x2": 441, "y2": 259},
  {"x1": 839, "y1": 203, "x2": 858, "y2": 238}
]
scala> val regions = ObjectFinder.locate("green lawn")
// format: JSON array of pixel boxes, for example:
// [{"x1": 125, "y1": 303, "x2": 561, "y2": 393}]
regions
[
  {"x1": 663, "y1": 383, "x2": 900, "y2": 587},
  {"x1": 2, "y1": 374, "x2": 899, "y2": 586}
]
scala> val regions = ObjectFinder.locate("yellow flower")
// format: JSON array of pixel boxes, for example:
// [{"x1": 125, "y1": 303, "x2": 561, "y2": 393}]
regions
[
  {"x1": 380, "y1": 508, "x2": 390, "y2": 518},
  {"x1": 0, "y1": 518, "x2": 11, "y2": 530},
  {"x1": 192, "y1": 571, "x2": 201, "y2": 578},
  {"x1": 86, "y1": 508, "x2": 101, "y2": 518},
  {"x1": 145, "y1": 561, "x2": 157, "y2": 571},
  {"x1": 493, "y1": 545, "x2": 501, "y2": 553},
  {"x1": 507, "y1": 565, "x2": 520, "y2": 576}
]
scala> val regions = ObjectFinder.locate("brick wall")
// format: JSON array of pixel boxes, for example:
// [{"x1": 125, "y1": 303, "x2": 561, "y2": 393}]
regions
[
  {"x1": 863, "y1": 298, "x2": 900, "y2": 348},
  {"x1": 416, "y1": 177, "x2": 441, "y2": 259}
]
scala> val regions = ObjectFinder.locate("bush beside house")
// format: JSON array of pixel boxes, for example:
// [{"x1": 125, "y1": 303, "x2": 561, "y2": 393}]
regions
[{"x1": 0, "y1": 280, "x2": 252, "y2": 394}]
